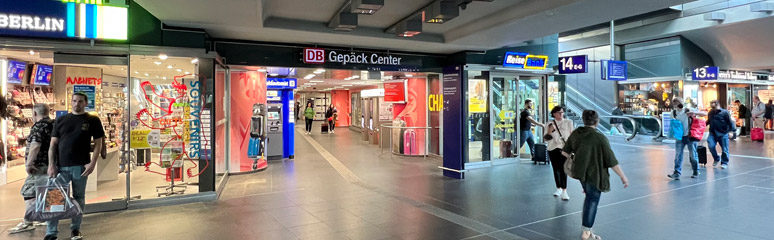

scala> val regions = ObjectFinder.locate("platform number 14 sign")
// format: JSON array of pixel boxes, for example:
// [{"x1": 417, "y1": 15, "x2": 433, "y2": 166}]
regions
[{"x1": 558, "y1": 55, "x2": 588, "y2": 74}]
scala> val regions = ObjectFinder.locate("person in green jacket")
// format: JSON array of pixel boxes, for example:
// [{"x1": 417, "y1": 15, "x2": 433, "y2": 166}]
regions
[
  {"x1": 303, "y1": 102, "x2": 315, "y2": 134},
  {"x1": 563, "y1": 110, "x2": 629, "y2": 240}
]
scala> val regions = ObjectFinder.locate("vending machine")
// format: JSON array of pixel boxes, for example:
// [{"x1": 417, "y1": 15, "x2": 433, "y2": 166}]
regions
[{"x1": 266, "y1": 104, "x2": 283, "y2": 160}]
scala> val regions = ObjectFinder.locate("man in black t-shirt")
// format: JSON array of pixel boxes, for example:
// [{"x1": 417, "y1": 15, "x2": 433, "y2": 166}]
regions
[
  {"x1": 46, "y1": 93, "x2": 105, "y2": 240},
  {"x1": 516, "y1": 99, "x2": 545, "y2": 155}
]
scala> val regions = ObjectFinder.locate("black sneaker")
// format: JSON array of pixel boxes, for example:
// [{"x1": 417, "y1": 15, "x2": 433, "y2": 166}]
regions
[
  {"x1": 44, "y1": 235, "x2": 58, "y2": 240},
  {"x1": 691, "y1": 171, "x2": 700, "y2": 178},
  {"x1": 667, "y1": 173, "x2": 680, "y2": 180},
  {"x1": 71, "y1": 230, "x2": 83, "y2": 240}
]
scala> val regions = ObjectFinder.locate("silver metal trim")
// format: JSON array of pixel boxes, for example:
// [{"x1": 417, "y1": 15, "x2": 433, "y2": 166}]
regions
[{"x1": 437, "y1": 166, "x2": 467, "y2": 173}]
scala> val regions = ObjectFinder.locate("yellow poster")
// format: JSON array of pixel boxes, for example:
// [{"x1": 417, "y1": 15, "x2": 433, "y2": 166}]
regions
[
  {"x1": 468, "y1": 79, "x2": 487, "y2": 113},
  {"x1": 130, "y1": 129, "x2": 160, "y2": 149}
]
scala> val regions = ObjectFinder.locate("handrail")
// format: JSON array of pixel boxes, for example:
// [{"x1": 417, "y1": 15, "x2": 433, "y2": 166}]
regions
[
  {"x1": 594, "y1": 115, "x2": 638, "y2": 141},
  {"x1": 566, "y1": 84, "x2": 612, "y2": 116},
  {"x1": 624, "y1": 114, "x2": 664, "y2": 140},
  {"x1": 379, "y1": 124, "x2": 431, "y2": 159}
]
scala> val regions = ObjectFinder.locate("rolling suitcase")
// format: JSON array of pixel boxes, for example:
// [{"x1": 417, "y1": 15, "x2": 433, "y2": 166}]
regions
[
  {"x1": 500, "y1": 140, "x2": 513, "y2": 158},
  {"x1": 751, "y1": 128, "x2": 764, "y2": 142},
  {"x1": 321, "y1": 123, "x2": 329, "y2": 133},
  {"x1": 404, "y1": 129, "x2": 417, "y2": 155},
  {"x1": 532, "y1": 143, "x2": 549, "y2": 165},
  {"x1": 697, "y1": 145, "x2": 707, "y2": 166}
]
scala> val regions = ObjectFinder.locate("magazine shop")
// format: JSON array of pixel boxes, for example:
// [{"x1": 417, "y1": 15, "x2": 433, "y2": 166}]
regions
[{"x1": 0, "y1": 0, "x2": 220, "y2": 217}]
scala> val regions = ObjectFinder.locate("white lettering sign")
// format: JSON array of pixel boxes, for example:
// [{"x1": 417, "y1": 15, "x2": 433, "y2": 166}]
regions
[
  {"x1": 718, "y1": 70, "x2": 757, "y2": 80},
  {"x1": 327, "y1": 51, "x2": 402, "y2": 66},
  {"x1": 0, "y1": 13, "x2": 64, "y2": 32}
]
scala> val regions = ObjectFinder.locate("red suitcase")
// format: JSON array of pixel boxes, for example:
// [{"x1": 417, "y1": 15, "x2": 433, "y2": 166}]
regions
[
  {"x1": 751, "y1": 128, "x2": 764, "y2": 142},
  {"x1": 404, "y1": 129, "x2": 417, "y2": 155}
]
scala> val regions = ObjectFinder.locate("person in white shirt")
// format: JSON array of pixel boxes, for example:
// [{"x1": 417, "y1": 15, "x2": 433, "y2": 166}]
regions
[
  {"x1": 751, "y1": 96, "x2": 766, "y2": 129},
  {"x1": 545, "y1": 106, "x2": 574, "y2": 200}
]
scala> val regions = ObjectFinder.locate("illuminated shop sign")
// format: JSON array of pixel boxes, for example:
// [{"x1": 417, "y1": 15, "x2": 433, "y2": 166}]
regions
[
  {"x1": 266, "y1": 78, "x2": 297, "y2": 89},
  {"x1": 303, "y1": 48, "x2": 403, "y2": 66},
  {"x1": 0, "y1": 0, "x2": 127, "y2": 40},
  {"x1": 503, "y1": 52, "x2": 549, "y2": 70},
  {"x1": 692, "y1": 66, "x2": 719, "y2": 80},
  {"x1": 718, "y1": 70, "x2": 757, "y2": 81},
  {"x1": 558, "y1": 55, "x2": 588, "y2": 74}
]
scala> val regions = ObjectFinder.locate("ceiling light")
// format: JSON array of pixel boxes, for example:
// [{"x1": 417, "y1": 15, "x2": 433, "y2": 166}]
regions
[
  {"x1": 134, "y1": 71, "x2": 139, "y2": 74},
  {"x1": 257, "y1": 69, "x2": 268, "y2": 72},
  {"x1": 191, "y1": 58, "x2": 199, "y2": 64},
  {"x1": 29, "y1": 50, "x2": 35, "y2": 55},
  {"x1": 304, "y1": 83, "x2": 318, "y2": 86},
  {"x1": 144, "y1": 73, "x2": 149, "y2": 77},
  {"x1": 163, "y1": 77, "x2": 167, "y2": 80},
  {"x1": 185, "y1": 71, "x2": 191, "y2": 74},
  {"x1": 423, "y1": 0, "x2": 459, "y2": 24},
  {"x1": 177, "y1": 69, "x2": 182, "y2": 72},
  {"x1": 268, "y1": 73, "x2": 277, "y2": 77},
  {"x1": 406, "y1": 74, "x2": 414, "y2": 77},
  {"x1": 314, "y1": 68, "x2": 326, "y2": 73},
  {"x1": 154, "y1": 61, "x2": 162, "y2": 65},
  {"x1": 167, "y1": 65, "x2": 173, "y2": 69},
  {"x1": 395, "y1": 17, "x2": 422, "y2": 37},
  {"x1": 159, "y1": 54, "x2": 168, "y2": 60},
  {"x1": 328, "y1": 9, "x2": 358, "y2": 31},
  {"x1": 155, "y1": 75, "x2": 159, "y2": 78},
  {"x1": 310, "y1": 80, "x2": 324, "y2": 83},
  {"x1": 351, "y1": 0, "x2": 383, "y2": 15}
]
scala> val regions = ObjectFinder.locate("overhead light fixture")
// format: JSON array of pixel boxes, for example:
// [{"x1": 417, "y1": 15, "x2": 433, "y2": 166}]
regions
[
  {"x1": 191, "y1": 58, "x2": 199, "y2": 64},
  {"x1": 177, "y1": 69, "x2": 182, "y2": 72},
  {"x1": 159, "y1": 54, "x2": 168, "y2": 60},
  {"x1": 351, "y1": 0, "x2": 384, "y2": 15},
  {"x1": 163, "y1": 77, "x2": 167, "y2": 80},
  {"x1": 304, "y1": 83, "x2": 318, "y2": 86},
  {"x1": 257, "y1": 69, "x2": 268, "y2": 72},
  {"x1": 406, "y1": 74, "x2": 414, "y2": 77},
  {"x1": 314, "y1": 68, "x2": 326, "y2": 73},
  {"x1": 310, "y1": 80, "x2": 325, "y2": 83},
  {"x1": 395, "y1": 17, "x2": 422, "y2": 37},
  {"x1": 29, "y1": 50, "x2": 35, "y2": 55},
  {"x1": 134, "y1": 71, "x2": 139, "y2": 74},
  {"x1": 185, "y1": 71, "x2": 191, "y2": 74},
  {"x1": 167, "y1": 65, "x2": 173, "y2": 69},
  {"x1": 144, "y1": 73, "x2": 150, "y2": 77},
  {"x1": 328, "y1": 4, "x2": 359, "y2": 31},
  {"x1": 269, "y1": 73, "x2": 279, "y2": 76},
  {"x1": 423, "y1": 0, "x2": 459, "y2": 24},
  {"x1": 154, "y1": 61, "x2": 162, "y2": 65}
]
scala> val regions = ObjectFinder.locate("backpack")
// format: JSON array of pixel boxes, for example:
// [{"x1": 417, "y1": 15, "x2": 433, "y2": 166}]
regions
[
  {"x1": 689, "y1": 117, "x2": 706, "y2": 141},
  {"x1": 670, "y1": 118, "x2": 684, "y2": 140}
]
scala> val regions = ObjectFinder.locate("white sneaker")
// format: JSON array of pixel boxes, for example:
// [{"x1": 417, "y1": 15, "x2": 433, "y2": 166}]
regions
[
  {"x1": 561, "y1": 191, "x2": 570, "y2": 201},
  {"x1": 553, "y1": 189, "x2": 562, "y2": 197},
  {"x1": 8, "y1": 221, "x2": 35, "y2": 234}
]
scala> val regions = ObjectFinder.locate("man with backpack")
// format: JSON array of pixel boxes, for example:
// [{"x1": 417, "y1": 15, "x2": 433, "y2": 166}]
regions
[
  {"x1": 667, "y1": 98, "x2": 706, "y2": 180},
  {"x1": 707, "y1": 100, "x2": 737, "y2": 169}
]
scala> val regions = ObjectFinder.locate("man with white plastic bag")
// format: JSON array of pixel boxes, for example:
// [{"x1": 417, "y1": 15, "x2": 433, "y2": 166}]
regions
[
  {"x1": 8, "y1": 104, "x2": 53, "y2": 234},
  {"x1": 45, "y1": 93, "x2": 105, "y2": 240},
  {"x1": 25, "y1": 176, "x2": 83, "y2": 224}
]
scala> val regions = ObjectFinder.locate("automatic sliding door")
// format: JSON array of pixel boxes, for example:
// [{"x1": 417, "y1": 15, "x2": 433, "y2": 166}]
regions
[{"x1": 490, "y1": 75, "x2": 518, "y2": 163}]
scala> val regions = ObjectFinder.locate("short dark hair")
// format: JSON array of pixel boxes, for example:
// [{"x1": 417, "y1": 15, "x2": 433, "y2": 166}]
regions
[
  {"x1": 582, "y1": 110, "x2": 599, "y2": 126},
  {"x1": 525, "y1": 99, "x2": 532, "y2": 105},
  {"x1": 769, "y1": 100, "x2": 773, "y2": 104},
  {"x1": 550, "y1": 106, "x2": 564, "y2": 116},
  {"x1": 734, "y1": 100, "x2": 741, "y2": 103},
  {"x1": 73, "y1": 92, "x2": 88, "y2": 102}
]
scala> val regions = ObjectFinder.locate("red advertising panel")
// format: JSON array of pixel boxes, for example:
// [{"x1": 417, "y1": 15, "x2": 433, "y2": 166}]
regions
[{"x1": 383, "y1": 80, "x2": 407, "y2": 103}]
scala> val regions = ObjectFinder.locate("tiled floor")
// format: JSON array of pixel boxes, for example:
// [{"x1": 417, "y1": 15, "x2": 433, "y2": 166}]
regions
[{"x1": 1, "y1": 122, "x2": 773, "y2": 239}]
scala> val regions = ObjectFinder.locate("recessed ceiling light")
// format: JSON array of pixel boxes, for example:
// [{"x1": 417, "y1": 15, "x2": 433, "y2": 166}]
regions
[
  {"x1": 269, "y1": 73, "x2": 278, "y2": 76},
  {"x1": 167, "y1": 65, "x2": 174, "y2": 69},
  {"x1": 405, "y1": 74, "x2": 413, "y2": 77},
  {"x1": 159, "y1": 54, "x2": 168, "y2": 60},
  {"x1": 185, "y1": 71, "x2": 190, "y2": 74},
  {"x1": 163, "y1": 77, "x2": 167, "y2": 80},
  {"x1": 257, "y1": 69, "x2": 267, "y2": 72},
  {"x1": 29, "y1": 50, "x2": 35, "y2": 55},
  {"x1": 310, "y1": 80, "x2": 324, "y2": 83},
  {"x1": 134, "y1": 71, "x2": 139, "y2": 74},
  {"x1": 177, "y1": 69, "x2": 182, "y2": 72},
  {"x1": 154, "y1": 61, "x2": 162, "y2": 65},
  {"x1": 144, "y1": 73, "x2": 149, "y2": 77},
  {"x1": 191, "y1": 58, "x2": 199, "y2": 64}
]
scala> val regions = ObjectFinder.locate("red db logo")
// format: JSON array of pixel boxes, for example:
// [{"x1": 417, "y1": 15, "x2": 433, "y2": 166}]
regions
[{"x1": 304, "y1": 48, "x2": 325, "y2": 64}]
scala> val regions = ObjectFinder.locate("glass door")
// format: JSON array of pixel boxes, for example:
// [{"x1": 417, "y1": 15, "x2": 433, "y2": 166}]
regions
[
  {"x1": 516, "y1": 75, "x2": 547, "y2": 160},
  {"x1": 489, "y1": 74, "x2": 519, "y2": 164}
]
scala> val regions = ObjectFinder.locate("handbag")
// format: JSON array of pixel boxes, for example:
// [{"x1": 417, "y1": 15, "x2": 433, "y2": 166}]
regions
[
  {"x1": 553, "y1": 121, "x2": 576, "y2": 179},
  {"x1": 24, "y1": 176, "x2": 83, "y2": 222}
]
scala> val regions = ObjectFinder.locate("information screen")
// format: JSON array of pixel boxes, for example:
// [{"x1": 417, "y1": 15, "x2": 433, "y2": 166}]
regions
[
  {"x1": 32, "y1": 64, "x2": 54, "y2": 85},
  {"x1": 267, "y1": 112, "x2": 280, "y2": 120},
  {"x1": 7, "y1": 60, "x2": 27, "y2": 84}
]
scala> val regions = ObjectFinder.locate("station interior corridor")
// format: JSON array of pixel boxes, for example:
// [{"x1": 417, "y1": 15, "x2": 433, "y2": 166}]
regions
[{"x1": 2, "y1": 123, "x2": 773, "y2": 240}]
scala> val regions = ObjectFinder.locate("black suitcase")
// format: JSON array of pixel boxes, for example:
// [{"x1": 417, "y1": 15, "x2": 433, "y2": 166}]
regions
[
  {"x1": 321, "y1": 123, "x2": 329, "y2": 133},
  {"x1": 532, "y1": 143, "x2": 549, "y2": 165},
  {"x1": 697, "y1": 145, "x2": 707, "y2": 166}
]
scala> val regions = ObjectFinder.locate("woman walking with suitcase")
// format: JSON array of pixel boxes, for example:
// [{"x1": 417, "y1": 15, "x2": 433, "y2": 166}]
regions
[
  {"x1": 563, "y1": 110, "x2": 629, "y2": 240},
  {"x1": 545, "y1": 106, "x2": 574, "y2": 200}
]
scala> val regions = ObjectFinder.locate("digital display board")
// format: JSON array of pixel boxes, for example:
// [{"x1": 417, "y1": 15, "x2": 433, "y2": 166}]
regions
[
  {"x1": 32, "y1": 64, "x2": 54, "y2": 85},
  {"x1": 7, "y1": 60, "x2": 27, "y2": 84}
]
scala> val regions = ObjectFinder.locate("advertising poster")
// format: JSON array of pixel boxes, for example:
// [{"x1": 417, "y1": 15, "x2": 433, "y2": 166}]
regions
[
  {"x1": 130, "y1": 129, "x2": 160, "y2": 149},
  {"x1": 331, "y1": 90, "x2": 351, "y2": 126},
  {"x1": 428, "y1": 74, "x2": 441, "y2": 155},
  {"x1": 383, "y1": 80, "x2": 407, "y2": 103},
  {"x1": 7, "y1": 60, "x2": 27, "y2": 84},
  {"x1": 73, "y1": 85, "x2": 96, "y2": 111},
  {"x1": 392, "y1": 77, "x2": 428, "y2": 155},
  {"x1": 468, "y1": 79, "x2": 487, "y2": 113},
  {"x1": 33, "y1": 65, "x2": 53, "y2": 85},
  {"x1": 215, "y1": 71, "x2": 226, "y2": 174},
  {"x1": 230, "y1": 71, "x2": 267, "y2": 171}
]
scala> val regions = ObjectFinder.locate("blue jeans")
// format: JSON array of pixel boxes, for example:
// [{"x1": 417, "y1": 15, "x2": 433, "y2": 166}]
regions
[
  {"x1": 707, "y1": 134, "x2": 730, "y2": 165},
  {"x1": 581, "y1": 182, "x2": 602, "y2": 230},
  {"x1": 47, "y1": 166, "x2": 87, "y2": 236},
  {"x1": 519, "y1": 130, "x2": 535, "y2": 155},
  {"x1": 674, "y1": 137, "x2": 699, "y2": 175}
]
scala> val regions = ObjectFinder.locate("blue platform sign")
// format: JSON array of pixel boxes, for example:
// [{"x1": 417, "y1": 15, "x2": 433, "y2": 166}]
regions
[
  {"x1": 602, "y1": 60, "x2": 628, "y2": 81},
  {"x1": 692, "y1": 66, "x2": 719, "y2": 80},
  {"x1": 266, "y1": 78, "x2": 297, "y2": 89},
  {"x1": 558, "y1": 55, "x2": 588, "y2": 74},
  {"x1": 442, "y1": 66, "x2": 465, "y2": 179}
]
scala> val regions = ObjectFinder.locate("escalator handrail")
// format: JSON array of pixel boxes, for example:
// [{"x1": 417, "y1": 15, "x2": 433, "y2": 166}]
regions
[{"x1": 594, "y1": 115, "x2": 638, "y2": 141}]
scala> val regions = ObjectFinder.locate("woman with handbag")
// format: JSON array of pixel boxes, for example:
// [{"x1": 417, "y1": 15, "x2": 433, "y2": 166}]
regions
[
  {"x1": 545, "y1": 106, "x2": 574, "y2": 200},
  {"x1": 562, "y1": 110, "x2": 629, "y2": 240}
]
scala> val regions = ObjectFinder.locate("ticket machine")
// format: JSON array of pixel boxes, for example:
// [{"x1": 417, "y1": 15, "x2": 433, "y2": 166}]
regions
[{"x1": 266, "y1": 104, "x2": 283, "y2": 160}]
